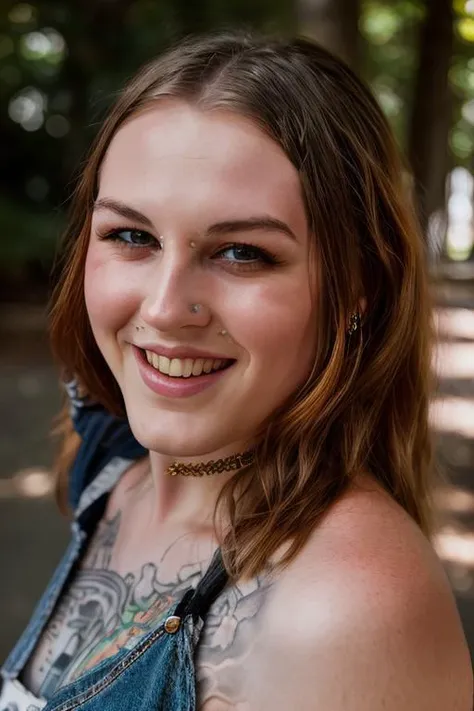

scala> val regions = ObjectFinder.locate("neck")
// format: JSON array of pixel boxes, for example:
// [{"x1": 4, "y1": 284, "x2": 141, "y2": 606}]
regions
[{"x1": 132, "y1": 444, "x2": 253, "y2": 530}]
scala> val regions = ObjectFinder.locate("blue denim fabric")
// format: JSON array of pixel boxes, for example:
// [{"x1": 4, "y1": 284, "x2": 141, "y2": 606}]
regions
[{"x1": 1, "y1": 381, "x2": 228, "y2": 711}]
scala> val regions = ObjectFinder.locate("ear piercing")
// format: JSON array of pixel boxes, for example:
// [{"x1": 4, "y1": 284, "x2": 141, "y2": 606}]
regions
[
  {"x1": 135, "y1": 325, "x2": 144, "y2": 331},
  {"x1": 348, "y1": 312, "x2": 361, "y2": 335}
]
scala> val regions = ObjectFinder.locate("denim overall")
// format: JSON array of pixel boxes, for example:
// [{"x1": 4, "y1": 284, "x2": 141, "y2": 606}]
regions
[{"x1": 0, "y1": 382, "x2": 228, "y2": 711}]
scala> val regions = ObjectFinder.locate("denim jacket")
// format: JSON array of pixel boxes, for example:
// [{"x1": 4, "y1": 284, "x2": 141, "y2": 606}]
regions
[{"x1": 0, "y1": 382, "x2": 228, "y2": 711}]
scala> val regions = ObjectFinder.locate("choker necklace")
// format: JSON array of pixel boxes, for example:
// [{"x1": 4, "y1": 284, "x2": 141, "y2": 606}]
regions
[{"x1": 166, "y1": 449, "x2": 255, "y2": 477}]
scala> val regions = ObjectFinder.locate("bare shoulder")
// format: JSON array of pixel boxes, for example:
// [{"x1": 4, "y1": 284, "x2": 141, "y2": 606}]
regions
[{"x1": 252, "y1": 475, "x2": 473, "y2": 710}]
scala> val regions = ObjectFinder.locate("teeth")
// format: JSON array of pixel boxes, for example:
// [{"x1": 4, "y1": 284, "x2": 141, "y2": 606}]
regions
[
  {"x1": 169, "y1": 358, "x2": 183, "y2": 377},
  {"x1": 203, "y1": 359, "x2": 213, "y2": 374},
  {"x1": 192, "y1": 358, "x2": 204, "y2": 376},
  {"x1": 159, "y1": 356, "x2": 170, "y2": 374},
  {"x1": 145, "y1": 351, "x2": 228, "y2": 378},
  {"x1": 182, "y1": 358, "x2": 193, "y2": 378}
]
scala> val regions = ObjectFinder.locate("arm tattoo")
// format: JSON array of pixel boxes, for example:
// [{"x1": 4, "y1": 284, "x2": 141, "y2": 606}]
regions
[{"x1": 196, "y1": 573, "x2": 273, "y2": 708}]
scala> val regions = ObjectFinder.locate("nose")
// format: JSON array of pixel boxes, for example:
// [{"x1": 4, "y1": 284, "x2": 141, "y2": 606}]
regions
[{"x1": 140, "y1": 252, "x2": 210, "y2": 332}]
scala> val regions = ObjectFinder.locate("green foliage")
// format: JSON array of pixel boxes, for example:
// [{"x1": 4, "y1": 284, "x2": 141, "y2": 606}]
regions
[
  {"x1": 0, "y1": 197, "x2": 62, "y2": 264},
  {"x1": 362, "y1": 0, "x2": 474, "y2": 164}
]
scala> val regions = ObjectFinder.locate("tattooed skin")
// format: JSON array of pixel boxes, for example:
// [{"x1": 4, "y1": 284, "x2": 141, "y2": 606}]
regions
[
  {"x1": 196, "y1": 573, "x2": 273, "y2": 708},
  {"x1": 20, "y1": 503, "x2": 276, "y2": 709},
  {"x1": 20, "y1": 511, "x2": 209, "y2": 700}
]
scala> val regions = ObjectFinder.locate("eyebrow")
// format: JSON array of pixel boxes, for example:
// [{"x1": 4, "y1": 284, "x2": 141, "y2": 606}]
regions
[{"x1": 93, "y1": 197, "x2": 298, "y2": 242}]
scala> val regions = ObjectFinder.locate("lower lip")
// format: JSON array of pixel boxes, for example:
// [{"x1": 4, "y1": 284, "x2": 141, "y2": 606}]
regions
[{"x1": 133, "y1": 346, "x2": 232, "y2": 398}]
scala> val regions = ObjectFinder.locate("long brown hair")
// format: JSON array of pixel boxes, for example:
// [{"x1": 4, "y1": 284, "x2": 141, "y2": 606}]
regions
[{"x1": 50, "y1": 31, "x2": 435, "y2": 580}]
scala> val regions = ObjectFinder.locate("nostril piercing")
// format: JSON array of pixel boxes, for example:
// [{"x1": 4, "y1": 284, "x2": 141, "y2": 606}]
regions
[
  {"x1": 218, "y1": 329, "x2": 228, "y2": 336},
  {"x1": 190, "y1": 303, "x2": 201, "y2": 314}
]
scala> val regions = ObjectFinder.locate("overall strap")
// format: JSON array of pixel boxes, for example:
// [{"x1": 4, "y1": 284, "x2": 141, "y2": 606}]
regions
[{"x1": 176, "y1": 549, "x2": 229, "y2": 622}]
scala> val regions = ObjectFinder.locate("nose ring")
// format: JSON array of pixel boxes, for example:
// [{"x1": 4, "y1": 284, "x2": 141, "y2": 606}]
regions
[{"x1": 190, "y1": 303, "x2": 201, "y2": 314}]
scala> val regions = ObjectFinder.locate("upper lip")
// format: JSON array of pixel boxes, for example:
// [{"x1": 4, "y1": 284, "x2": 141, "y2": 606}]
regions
[{"x1": 135, "y1": 343, "x2": 234, "y2": 361}]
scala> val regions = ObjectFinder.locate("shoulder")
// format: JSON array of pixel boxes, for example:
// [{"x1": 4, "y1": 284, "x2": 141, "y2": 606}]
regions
[{"x1": 250, "y1": 476, "x2": 473, "y2": 710}]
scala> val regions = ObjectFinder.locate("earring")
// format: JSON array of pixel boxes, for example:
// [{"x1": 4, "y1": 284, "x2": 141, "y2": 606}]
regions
[
  {"x1": 348, "y1": 312, "x2": 361, "y2": 335},
  {"x1": 190, "y1": 303, "x2": 201, "y2": 314}
]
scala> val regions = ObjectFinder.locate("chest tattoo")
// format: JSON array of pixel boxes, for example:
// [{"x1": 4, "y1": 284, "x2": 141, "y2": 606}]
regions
[{"x1": 22, "y1": 512, "x2": 208, "y2": 699}]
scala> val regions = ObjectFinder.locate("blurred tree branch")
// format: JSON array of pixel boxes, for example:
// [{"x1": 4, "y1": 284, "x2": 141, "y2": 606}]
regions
[
  {"x1": 407, "y1": 0, "x2": 454, "y2": 232},
  {"x1": 297, "y1": 0, "x2": 361, "y2": 68}
]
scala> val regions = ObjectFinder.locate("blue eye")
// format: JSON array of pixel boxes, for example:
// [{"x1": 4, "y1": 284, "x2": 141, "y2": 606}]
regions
[
  {"x1": 219, "y1": 244, "x2": 264, "y2": 262},
  {"x1": 98, "y1": 228, "x2": 156, "y2": 247},
  {"x1": 216, "y1": 243, "x2": 279, "y2": 268}
]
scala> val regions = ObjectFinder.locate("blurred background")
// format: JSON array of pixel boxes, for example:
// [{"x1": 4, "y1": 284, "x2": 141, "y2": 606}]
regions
[{"x1": 1, "y1": 0, "x2": 474, "y2": 665}]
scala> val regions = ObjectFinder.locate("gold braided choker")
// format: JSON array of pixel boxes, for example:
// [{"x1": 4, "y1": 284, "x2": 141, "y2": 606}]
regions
[{"x1": 166, "y1": 449, "x2": 254, "y2": 477}]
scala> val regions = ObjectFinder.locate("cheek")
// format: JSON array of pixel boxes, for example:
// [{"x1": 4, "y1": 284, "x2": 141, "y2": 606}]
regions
[
  {"x1": 84, "y1": 245, "x2": 138, "y2": 339},
  {"x1": 232, "y1": 279, "x2": 316, "y2": 379}
]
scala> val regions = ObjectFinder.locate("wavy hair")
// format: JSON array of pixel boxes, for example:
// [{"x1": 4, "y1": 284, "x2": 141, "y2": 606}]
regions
[{"x1": 50, "y1": 31, "x2": 435, "y2": 580}]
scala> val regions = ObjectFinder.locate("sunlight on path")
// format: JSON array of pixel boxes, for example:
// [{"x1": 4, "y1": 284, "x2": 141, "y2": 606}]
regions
[
  {"x1": 430, "y1": 397, "x2": 474, "y2": 438},
  {"x1": 0, "y1": 468, "x2": 54, "y2": 499},
  {"x1": 431, "y1": 304, "x2": 474, "y2": 594}
]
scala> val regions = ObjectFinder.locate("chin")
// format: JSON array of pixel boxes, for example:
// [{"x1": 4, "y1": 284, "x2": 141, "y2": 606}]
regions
[{"x1": 125, "y1": 412, "x2": 237, "y2": 459}]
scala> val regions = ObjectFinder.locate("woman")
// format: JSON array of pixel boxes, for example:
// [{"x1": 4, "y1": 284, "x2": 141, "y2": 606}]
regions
[{"x1": 1, "y1": 31, "x2": 472, "y2": 711}]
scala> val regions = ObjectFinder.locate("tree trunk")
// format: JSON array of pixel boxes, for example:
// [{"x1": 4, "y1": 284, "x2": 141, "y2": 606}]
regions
[
  {"x1": 297, "y1": 0, "x2": 361, "y2": 69},
  {"x1": 407, "y1": 0, "x2": 454, "y2": 234}
]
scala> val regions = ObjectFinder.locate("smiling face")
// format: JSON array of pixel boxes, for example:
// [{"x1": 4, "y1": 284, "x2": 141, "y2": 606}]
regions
[{"x1": 84, "y1": 100, "x2": 317, "y2": 457}]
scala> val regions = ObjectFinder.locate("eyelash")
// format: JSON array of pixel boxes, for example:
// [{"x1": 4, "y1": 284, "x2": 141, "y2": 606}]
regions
[{"x1": 96, "y1": 227, "x2": 283, "y2": 271}]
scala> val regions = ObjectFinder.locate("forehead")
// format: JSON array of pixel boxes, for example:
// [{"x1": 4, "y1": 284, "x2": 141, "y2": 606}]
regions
[{"x1": 98, "y1": 100, "x2": 307, "y2": 231}]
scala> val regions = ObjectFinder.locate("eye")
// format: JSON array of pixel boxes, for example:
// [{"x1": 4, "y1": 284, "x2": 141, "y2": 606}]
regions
[
  {"x1": 97, "y1": 227, "x2": 157, "y2": 248},
  {"x1": 214, "y1": 243, "x2": 279, "y2": 269}
]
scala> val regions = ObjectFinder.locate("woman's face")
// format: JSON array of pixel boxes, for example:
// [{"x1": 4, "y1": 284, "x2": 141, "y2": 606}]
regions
[{"x1": 85, "y1": 100, "x2": 317, "y2": 456}]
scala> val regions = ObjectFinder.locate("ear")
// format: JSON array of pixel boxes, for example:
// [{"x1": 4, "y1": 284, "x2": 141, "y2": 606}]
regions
[{"x1": 358, "y1": 296, "x2": 367, "y2": 316}]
